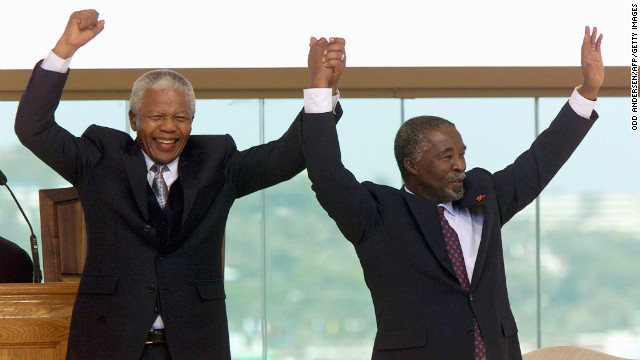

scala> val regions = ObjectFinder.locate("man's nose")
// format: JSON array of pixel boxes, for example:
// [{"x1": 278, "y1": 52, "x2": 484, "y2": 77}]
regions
[
  {"x1": 159, "y1": 118, "x2": 177, "y2": 131},
  {"x1": 452, "y1": 156, "x2": 466, "y2": 172}
]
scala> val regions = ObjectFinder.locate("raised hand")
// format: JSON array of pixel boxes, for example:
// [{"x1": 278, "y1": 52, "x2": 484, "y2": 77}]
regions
[
  {"x1": 53, "y1": 10, "x2": 105, "y2": 59},
  {"x1": 579, "y1": 26, "x2": 604, "y2": 100},
  {"x1": 308, "y1": 37, "x2": 346, "y2": 95},
  {"x1": 324, "y1": 37, "x2": 346, "y2": 95},
  {"x1": 308, "y1": 37, "x2": 333, "y2": 90}
]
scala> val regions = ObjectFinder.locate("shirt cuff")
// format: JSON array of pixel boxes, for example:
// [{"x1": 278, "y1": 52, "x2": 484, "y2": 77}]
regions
[
  {"x1": 304, "y1": 88, "x2": 334, "y2": 113},
  {"x1": 568, "y1": 87, "x2": 596, "y2": 119},
  {"x1": 40, "y1": 51, "x2": 72, "y2": 73}
]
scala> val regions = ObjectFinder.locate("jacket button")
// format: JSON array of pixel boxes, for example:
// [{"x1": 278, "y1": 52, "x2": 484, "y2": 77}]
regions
[
  {"x1": 148, "y1": 286, "x2": 155, "y2": 293},
  {"x1": 144, "y1": 224, "x2": 151, "y2": 232},
  {"x1": 467, "y1": 327, "x2": 475, "y2": 336},
  {"x1": 469, "y1": 294, "x2": 474, "y2": 301}
]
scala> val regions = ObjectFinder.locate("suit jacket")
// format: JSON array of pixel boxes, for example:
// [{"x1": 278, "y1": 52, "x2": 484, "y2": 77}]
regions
[
  {"x1": 15, "y1": 63, "x2": 340, "y2": 360},
  {"x1": 300, "y1": 103, "x2": 597, "y2": 360},
  {"x1": 0, "y1": 236, "x2": 34, "y2": 283}
]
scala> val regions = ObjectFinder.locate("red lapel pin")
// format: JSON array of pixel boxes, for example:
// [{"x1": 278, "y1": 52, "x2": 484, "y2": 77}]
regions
[{"x1": 476, "y1": 195, "x2": 486, "y2": 202}]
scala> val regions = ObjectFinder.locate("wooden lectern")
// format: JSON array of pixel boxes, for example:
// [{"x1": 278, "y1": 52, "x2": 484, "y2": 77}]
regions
[{"x1": 0, "y1": 187, "x2": 84, "y2": 359}]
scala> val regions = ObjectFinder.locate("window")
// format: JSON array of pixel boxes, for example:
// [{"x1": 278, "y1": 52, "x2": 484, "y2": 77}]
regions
[{"x1": 2, "y1": 95, "x2": 636, "y2": 359}]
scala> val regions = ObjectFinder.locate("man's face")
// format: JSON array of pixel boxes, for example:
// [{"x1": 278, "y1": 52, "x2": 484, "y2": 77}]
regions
[
  {"x1": 129, "y1": 88, "x2": 193, "y2": 165},
  {"x1": 405, "y1": 127, "x2": 467, "y2": 203}
]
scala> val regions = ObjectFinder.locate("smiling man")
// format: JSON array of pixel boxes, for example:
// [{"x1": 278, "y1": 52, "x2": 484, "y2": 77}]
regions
[
  {"x1": 302, "y1": 27, "x2": 603, "y2": 360},
  {"x1": 15, "y1": 9, "x2": 344, "y2": 360},
  {"x1": 129, "y1": 77, "x2": 196, "y2": 166}
]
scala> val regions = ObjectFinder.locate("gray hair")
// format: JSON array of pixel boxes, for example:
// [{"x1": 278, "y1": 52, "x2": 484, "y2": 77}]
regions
[
  {"x1": 394, "y1": 115, "x2": 456, "y2": 180},
  {"x1": 129, "y1": 69, "x2": 196, "y2": 118}
]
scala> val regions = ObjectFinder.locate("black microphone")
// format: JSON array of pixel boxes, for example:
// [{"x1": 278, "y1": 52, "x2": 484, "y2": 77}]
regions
[{"x1": 0, "y1": 169, "x2": 43, "y2": 283}]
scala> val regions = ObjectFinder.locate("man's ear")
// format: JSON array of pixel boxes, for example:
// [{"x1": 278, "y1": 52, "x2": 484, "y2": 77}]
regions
[
  {"x1": 404, "y1": 158, "x2": 418, "y2": 176},
  {"x1": 128, "y1": 110, "x2": 138, "y2": 131}
]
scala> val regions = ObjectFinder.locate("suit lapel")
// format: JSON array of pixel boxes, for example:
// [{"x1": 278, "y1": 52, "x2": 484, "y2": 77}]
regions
[
  {"x1": 402, "y1": 191, "x2": 457, "y2": 280},
  {"x1": 402, "y1": 174, "x2": 495, "y2": 290},
  {"x1": 121, "y1": 140, "x2": 207, "y2": 247},
  {"x1": 454, "y1": 177, "x2": 493, "y2": 292},
  {"x1": 121, "y1": 142, "x2": 150, "y2": 222},
  {"x1": 470, "y1": 207, "x2": 494, "y2": 292},
  {"x1": 176, "y1": 147, "x2": 202, "y2": 227}
]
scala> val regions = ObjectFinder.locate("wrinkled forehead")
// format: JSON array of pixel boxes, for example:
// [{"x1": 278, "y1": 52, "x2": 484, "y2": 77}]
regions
[
  {"x1": 139, "y1": 88, "x2": 191, "y2": 113},
  {"x1": 425, "y1": 127, "x2": 465, "y2": 151}
]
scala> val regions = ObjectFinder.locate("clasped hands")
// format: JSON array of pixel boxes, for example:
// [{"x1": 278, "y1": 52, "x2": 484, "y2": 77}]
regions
[{"x1": 308, "y1": 37, "x2": 346, "y2": 96}]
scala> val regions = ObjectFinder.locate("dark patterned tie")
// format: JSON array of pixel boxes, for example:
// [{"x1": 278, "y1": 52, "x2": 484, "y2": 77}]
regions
[
  {"x1": 151, "y1": 164, "x2": 169, "y2": 208},
  {"x1": 438, "y1": 206, "x2": 486, "y2": 360}
]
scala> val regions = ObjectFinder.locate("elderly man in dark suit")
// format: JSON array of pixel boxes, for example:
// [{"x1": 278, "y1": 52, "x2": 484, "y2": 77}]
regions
[
  {"x1": 15, "y1": 9, "x2": 345, "y2": 360},
  {"x1": 302, "y1": 28, "x2": 603, "y2": 360},
  {"x1": 0, "y1": 236, "x2": 33, "y2": 283}
]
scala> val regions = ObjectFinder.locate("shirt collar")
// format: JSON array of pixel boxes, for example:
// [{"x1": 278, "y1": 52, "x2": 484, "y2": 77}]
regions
[
  {"x1": 142, "y1": 151, "x2": 179, "y2": 175},
  {"x1": 403, "y1": 185, "x2": 454, "y2": 215}
]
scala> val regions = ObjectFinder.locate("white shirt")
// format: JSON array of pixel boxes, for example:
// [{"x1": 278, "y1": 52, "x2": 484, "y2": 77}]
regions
[
  {"x1": 438, "y1": 202, "x2": 484, "y2": 281},
  {"x1": 142, "y1": 152, "x2": 179, "y2": 190}
]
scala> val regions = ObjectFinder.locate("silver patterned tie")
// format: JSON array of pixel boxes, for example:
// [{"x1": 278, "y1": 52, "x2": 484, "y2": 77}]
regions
[{"x1": 151, "y1": 164, "x2": 169, "y2": 208}]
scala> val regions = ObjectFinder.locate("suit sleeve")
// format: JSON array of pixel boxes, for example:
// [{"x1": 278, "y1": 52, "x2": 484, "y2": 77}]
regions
[
  {"x1": 492, "y1": 102, "x2": 597, "y2": 224},
  {"x1": 14, "y1": 62, "x2": 101, "y2": 185},
  {"x1": 300, "y1": 108, "x2": 381, "y2": 245},
  {"x1": 225, "y1": 106, "x2": 341, "y2": 198}
]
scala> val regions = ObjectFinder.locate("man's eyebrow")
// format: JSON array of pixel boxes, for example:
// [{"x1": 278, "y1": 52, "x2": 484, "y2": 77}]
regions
[{"x1": 439, "y1": 147, "x2": 454, "y2": 156}]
